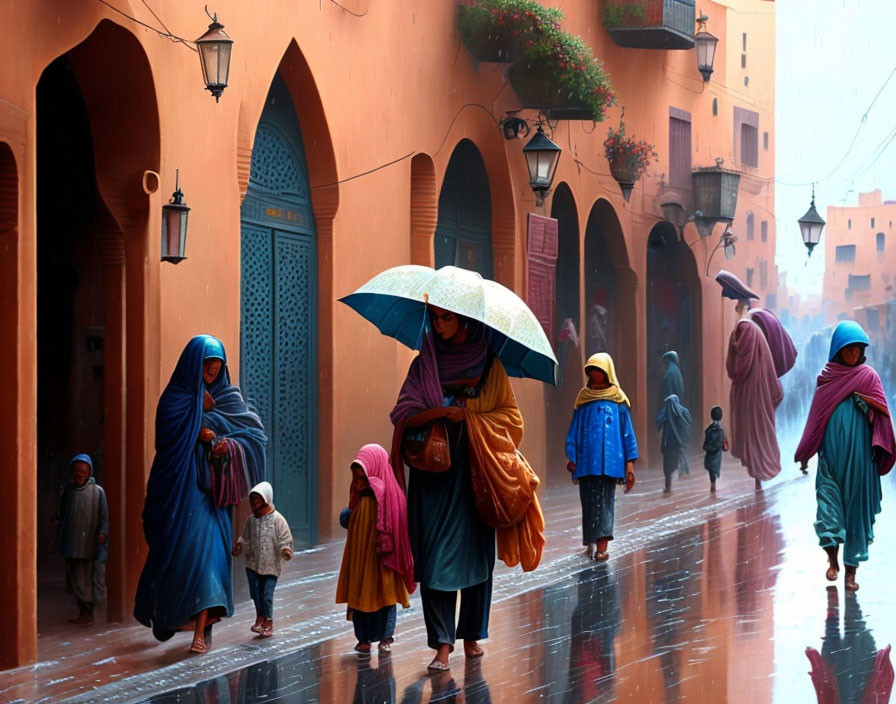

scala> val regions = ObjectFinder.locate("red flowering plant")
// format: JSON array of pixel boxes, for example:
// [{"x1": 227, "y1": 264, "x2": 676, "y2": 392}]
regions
[
  {"x1": 458, "y1": 0, "x2": 616, "y2": 121},
  {"x1": 603, "y1": 119, "x2": 658, "y2": 180},
  {"x1": 458, "y1": 0, "x2": 562, "y2": 63}
]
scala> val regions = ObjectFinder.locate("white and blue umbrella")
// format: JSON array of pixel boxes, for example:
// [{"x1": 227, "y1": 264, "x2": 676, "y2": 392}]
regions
[{"x1": 339, "y1": 265, "x2": 558, "y2": 385}]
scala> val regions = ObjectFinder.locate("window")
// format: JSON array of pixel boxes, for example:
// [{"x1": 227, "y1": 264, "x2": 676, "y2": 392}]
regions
[
  {"x1": 734, "y1": 107, "x2": 760, "y2": 168},
  {"x1": 743, "y1": 33, "x2": 748, "y2": 51},
  {"x1": 747, "y1": 267, "x2": 755, "y2": 287},
  {"x1": 746, "y1": 212, "x2": 755, "y2": 241},
  {"x1": 835, "y1": 245, "x2": 856, "y2": 263},
  {"x1": 871, "y1": 217, "x2": 876, "y2": 228},
  {"x1": 760, "y1": 261, "x2": 768, "y2": 290},
  {"x1": 763, "y1": 132, "x2": 769, "y2": 150},
  {"x1": 878, "y1": 232, "x2": 886, "y2": 255},
  {"x1": 848, "y1": 219, "x2": 852, "y2": 229},
  {"x1": 669, "y1": 108, "x2": 692, "y2": 189},
  {"x1": 741, "y1": 54, "x2": 747, "y2": 68},
  {"x1": 848, "y1": 274, "x2": 871, "y2": 291},
  {"x1": 761, "y1": 220, "x2": 768, "y2": 242}
]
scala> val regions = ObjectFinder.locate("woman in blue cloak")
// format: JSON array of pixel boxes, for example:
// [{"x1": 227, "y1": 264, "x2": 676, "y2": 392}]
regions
[{"x1": 134, "y1": 335, "x2": 266, "y2": 653}]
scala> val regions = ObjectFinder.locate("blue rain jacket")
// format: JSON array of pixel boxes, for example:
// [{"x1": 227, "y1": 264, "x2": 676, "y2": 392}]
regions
[{"x1": 566, "y1": 400, "x2": 639, "y2": 480}]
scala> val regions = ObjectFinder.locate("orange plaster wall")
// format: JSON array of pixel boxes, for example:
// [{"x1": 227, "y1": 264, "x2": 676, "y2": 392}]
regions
[{"x1": 0, "y1": 0, "x2": 776, "y2": 665}]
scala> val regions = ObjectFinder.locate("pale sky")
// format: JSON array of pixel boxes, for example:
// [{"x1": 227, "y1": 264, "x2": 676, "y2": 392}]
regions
[{"x1": 775, "y1": 0, "x2": 896, "y2": 295}]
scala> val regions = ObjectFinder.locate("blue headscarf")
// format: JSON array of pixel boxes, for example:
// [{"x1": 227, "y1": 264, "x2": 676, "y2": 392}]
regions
[
  {"x1": 135, "y1": 335, "x2": 267, "y2": 641},
  {"x1": 828, "y1": 321, "x2": 870, "y2": 362}
]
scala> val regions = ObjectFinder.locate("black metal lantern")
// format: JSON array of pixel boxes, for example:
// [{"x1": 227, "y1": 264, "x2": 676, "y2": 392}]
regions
[
  {"x1": 694, "y1": 15, "x2": 718, "y2": 82},
  {"x1": 692, "y1": 162, "x2": 741, "y2": 237},
  {"x1": 161, "y1": 170, "x2": 190, "y2": 264},
  {"x1": 522, "y1": 125, "x2": 561, "y2": 206},
  {"x1": 196, "y1": 9, "x2": 233, "y2": 102},
  {"x1": 798, "y1": 186, "x2": 825, "y2": 257}
]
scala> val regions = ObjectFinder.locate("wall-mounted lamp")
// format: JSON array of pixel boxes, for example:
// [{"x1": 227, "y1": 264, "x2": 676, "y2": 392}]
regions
[{"x1": 161, "y1": 169, "x2": 190, "y2": 264}]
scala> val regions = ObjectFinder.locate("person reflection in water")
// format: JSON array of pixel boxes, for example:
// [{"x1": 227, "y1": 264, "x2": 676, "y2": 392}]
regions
[
  {"x1": 565, "y1": 566, "x2": 621, "y2": 703},
  {"x1": 795, "y1": 321, "x2": 896, "y2": 592},
  {"x1": 806, "y1": 587, "x2": 894, "y2": 703}
]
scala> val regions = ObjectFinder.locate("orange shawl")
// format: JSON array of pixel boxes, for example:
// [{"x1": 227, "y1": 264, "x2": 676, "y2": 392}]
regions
[{"x1": 463, "y1": 360, "x2": 545, "y2": 572}]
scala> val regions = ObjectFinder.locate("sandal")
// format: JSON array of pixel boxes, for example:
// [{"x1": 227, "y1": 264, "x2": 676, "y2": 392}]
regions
[
  {"x1": 427, "y1": 658, "x2": 450, "y2": 672},
  {"x1": 595, "y1": 551, "x2": 610, "y2": 562},
  {"x1": 188, "y1": 639, "x2": 208, "y2": 654},
  {"x1": 378, "y1": 642, "x2": 392, "y2": 653},
  {"x1": 250, "y1": 617, "x2": 264, "y2": 634},
  {"x1": 845, "y1": 569, "x2": 859, "y2": 592},
  {"x1": 464, "y1": 641, "x2": 484, "y2": 659}
]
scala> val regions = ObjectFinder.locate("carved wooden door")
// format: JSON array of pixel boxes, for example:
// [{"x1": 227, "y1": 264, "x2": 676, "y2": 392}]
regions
[{"x1": 240, "y1": 73, "x2": 317, "y2": 547}]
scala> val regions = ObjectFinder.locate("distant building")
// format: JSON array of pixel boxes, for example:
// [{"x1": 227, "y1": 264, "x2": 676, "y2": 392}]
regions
[{"x1": 823, "y1": 190, "x2": 896, "y2": 323}]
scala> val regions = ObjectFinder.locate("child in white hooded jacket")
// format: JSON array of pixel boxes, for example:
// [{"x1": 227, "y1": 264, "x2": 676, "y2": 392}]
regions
[{"x1": 233, "y1": 481, "x2": 293, "y2": 637}]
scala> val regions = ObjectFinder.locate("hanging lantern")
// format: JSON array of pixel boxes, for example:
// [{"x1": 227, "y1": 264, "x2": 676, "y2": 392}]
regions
[
  {"x1": 522, "y1": 124, "x2": 561, "y2": 206},
  {"x1": 161, "y1": 170, "x2": 190, "y2": 264},
  {"x1": 798, "y1": 186, "x2": 825, "y2": 257},
  {"x1": 196, "y1": 10, "x2": 233, "y2": 102},
  {"x1": 694, "y1": 15, "x2": 718, "y2": 82}
]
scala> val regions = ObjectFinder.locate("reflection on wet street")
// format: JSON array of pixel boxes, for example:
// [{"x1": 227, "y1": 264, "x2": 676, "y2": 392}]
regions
[{"x1": 137, "y1": 473, "x2": 896, "y2": 703}]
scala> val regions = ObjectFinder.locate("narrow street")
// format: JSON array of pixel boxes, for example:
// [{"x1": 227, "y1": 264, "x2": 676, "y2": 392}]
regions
[{"x1": 7, "y1": 446, "x2": 895, "y2": 703}]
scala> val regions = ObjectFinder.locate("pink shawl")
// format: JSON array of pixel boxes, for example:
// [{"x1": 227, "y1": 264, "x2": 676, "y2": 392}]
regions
[
  {"x1": 794, "y1": 362, "x2": 896, "y2": 476},
  {"x1": 749, "y1": 308, "x2": 797, "y2": 378},
  {"x1": 352, "y1": 444, "x2": 416, "y2": 593}
]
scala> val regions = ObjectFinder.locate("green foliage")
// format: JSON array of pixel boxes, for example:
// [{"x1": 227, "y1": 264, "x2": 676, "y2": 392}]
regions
[
  {"x1": 601, "y1": 2, "x2": 648, "y2": 29},
  {"x1": 458, "y1": 0, "x2": 616, "y2": 121}
]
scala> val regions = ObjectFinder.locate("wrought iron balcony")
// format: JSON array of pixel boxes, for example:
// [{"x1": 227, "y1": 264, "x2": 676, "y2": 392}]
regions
[{"x1": 601, "y1": 0, "x2": 696, "y2": 50}]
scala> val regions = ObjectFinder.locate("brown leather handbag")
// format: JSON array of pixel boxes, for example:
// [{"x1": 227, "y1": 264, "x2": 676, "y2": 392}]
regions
[{"x1": 403, "y1": 421, "x2": 451, "y2": 472}]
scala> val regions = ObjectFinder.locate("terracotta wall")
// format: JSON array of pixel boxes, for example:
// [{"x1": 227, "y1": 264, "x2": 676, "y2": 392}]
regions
[
  {"x1": 823, "y1": 189, "x2": 896, "y2": 322},
  {"x1": 0, "y1": 0, "x2": 776, "y2": 666}
]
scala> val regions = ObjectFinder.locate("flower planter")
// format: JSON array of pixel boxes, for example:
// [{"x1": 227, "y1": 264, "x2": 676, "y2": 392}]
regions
[
  {"x1": 457, "y1": 5, "x2": 521, "y2": 63},
  {"x1": 609, "y1": 157, "x2": 640, "y2": 201},
  {"x1": 601, "y1": 0, "x2": 696, "y2": 50},
  {"x1": 508, "y1": 61, "x2": 601, "y2": 121}
]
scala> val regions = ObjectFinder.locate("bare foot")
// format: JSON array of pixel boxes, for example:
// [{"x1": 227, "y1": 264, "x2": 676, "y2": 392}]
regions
[
  {"x1": 845, "y1": 567, "x2": 859, "y2": 592},
  {"x1": 584, "y1": 543, "x2": 596, "y2": 559},
  {"x1": 463, "y1": 640, "x2": 484, "y2": 659},
  {"x1": 354, "y1": 641, "x2": 371, "y2": 654},
  {"x1": 710, "y1": 482, "x2": 716, "y2": 493},
  {"x1": 188, "y1": 636, "x2": 208, "y2": 654},
  {"x1": 755, "y1": 479, "x2": 762, "y2": 491}
]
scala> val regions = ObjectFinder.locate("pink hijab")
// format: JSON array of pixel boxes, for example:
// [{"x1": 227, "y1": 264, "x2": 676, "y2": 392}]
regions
[{"x1": 352, "y1": 444, "x2": 416, "y2": 593}]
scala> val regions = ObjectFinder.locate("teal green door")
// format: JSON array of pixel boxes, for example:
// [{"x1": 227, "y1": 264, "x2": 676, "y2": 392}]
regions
[{"x1": 240, "y1": 73, "x2": 317, "y2": 547}]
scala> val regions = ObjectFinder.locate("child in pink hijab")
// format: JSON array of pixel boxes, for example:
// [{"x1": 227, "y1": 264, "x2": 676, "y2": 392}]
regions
[{"x1": 336, "y1": 444, "x2": 415, "y2": 654}]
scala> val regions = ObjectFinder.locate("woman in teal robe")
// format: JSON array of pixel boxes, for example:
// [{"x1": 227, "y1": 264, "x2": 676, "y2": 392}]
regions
[{"x1": 795, "y1": 321, "x2": 896, "y2": 592}]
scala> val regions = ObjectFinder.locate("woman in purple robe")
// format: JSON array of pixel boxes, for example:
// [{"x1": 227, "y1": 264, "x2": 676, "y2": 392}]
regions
[
  {"x1": 726, "y1": 299, "x2": 783, "y2": 489},
  {"x1": 795, "y1": 321, "x2": 895, "y2": 592}
]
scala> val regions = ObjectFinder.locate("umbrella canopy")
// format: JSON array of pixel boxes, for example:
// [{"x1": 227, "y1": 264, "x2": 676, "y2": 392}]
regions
[{"x1": 339, "y1": 265, "x2": 558, "y2": 385}]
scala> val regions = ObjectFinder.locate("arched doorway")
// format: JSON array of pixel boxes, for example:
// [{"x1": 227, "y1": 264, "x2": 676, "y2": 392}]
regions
[
  {"x1": 546, "y1": 183, "x2": 580, "y2": 476},
  {"x1": 646, "y1": 221, "x2": 702, "y2": 456},
  {"x1": 241, "y1": 72, "x2": 318, "y2": 548},
  {"x1": 434, "y1": 140, "x2": 493, "y2": 277},
  {"x1": 584, "y1": 203, "x2": 620, "y2": 362},
  {"x1": 35, "y1": 56, "x2": 111, "y2": 627}
]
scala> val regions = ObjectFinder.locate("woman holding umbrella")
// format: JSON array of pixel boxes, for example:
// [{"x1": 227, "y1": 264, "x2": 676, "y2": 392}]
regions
[
  {"x1": 342, "y1": 264, "x2": 551, "y2": 673},
  {"x1": 390, "y1": 305, "x2": 544, "y2": 671}
]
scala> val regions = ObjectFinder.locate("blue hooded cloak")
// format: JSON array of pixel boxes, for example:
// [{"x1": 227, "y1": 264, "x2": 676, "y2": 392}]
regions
[{"x1": 134, "y1": 335, "x2": 266, "y2": 641}]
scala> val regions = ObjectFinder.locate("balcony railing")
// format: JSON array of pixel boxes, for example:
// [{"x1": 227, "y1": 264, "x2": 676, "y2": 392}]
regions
[{"x1": 601, "y1": 0, "x2": 696, "y2": 50}]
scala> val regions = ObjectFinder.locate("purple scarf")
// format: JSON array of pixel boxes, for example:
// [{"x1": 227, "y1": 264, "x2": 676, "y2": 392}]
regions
[
  {"x1": 749, "y1": 308, "x2": 797, "y2": 378},
  {"x1": 389, "y1": 318, "x2": 489, "y2": 490},
  {"x1": 795, "y1": 362, "x2": 896, "y2": 475},
  {"x1": 390, "y1": 319, "x2": 489, "y2": 426}
]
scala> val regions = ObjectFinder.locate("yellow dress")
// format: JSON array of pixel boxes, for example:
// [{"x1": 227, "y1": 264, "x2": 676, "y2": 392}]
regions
[{"x1": 336, "y1": 493, "x2": 410, "y2": 613}]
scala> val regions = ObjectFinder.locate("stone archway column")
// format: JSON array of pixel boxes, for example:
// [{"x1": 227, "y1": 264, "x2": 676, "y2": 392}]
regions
[
  {"x1": 98, "y1": 235, "x2": 126, "y2": 622},
  {"x1": 310, "y1": 184, "x2": 338, "y2": 541},
  {"x1": 616, "y1": 268, "x2": 646, "y2": 451}
]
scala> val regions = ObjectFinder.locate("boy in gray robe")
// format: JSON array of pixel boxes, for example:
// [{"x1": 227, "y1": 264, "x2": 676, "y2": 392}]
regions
[{"x1": 52, "y1": 454, "x2": 108, "y2": 624}]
